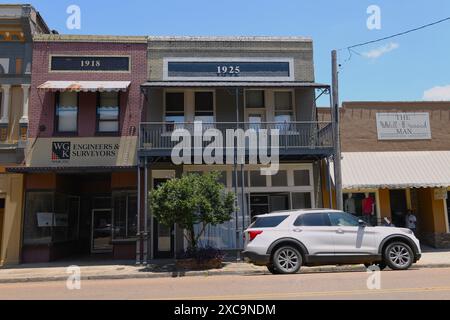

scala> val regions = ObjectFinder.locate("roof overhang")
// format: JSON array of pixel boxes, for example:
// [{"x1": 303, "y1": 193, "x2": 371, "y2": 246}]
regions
[
  {"x1": 38, "y1": 81, "x2": 131, "y2": 92},
  {"x1": 141, "y1": 81, "x2": 330, "y2": 89},
  {"x1": 332, "y1": 151, "x2": 450, "y2": 190}
]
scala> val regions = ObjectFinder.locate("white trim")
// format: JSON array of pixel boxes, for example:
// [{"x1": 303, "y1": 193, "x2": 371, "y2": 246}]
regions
[{"x1": 163, "y1": 57, "x2": 295, "y2": 81}]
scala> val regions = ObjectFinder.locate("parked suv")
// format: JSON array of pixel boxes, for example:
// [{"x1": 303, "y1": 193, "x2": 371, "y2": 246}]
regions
[{"x1": 243, "y1": 209, "x2": 421, "y2": 274}]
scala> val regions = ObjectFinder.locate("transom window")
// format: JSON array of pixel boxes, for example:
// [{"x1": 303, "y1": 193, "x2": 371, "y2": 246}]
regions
[
  {"x1": 274, "y1": 91, "x2": 293, "y2": 123},
  {"x1": 97, "y1": 92, "x2": 119, "y2": 133},
  {"x1": 55, "y1": 92, "x2": 78, "y2": 133}
]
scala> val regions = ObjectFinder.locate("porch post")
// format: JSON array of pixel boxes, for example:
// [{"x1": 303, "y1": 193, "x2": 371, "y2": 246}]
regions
[
  {"x1": 135, "y1": 162, "x2": 142, "y2": 265},
  {"x1": 143, "y1": 158, "x2": 149, "y2": 264},
  {"x1": 0, "y1": 84, "x2": 11, "y2": 124}
]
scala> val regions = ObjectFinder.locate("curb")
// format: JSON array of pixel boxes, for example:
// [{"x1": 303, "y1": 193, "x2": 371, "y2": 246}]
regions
[{"x1": 1, "y1": 263, "x2": 449, "y2": 284}]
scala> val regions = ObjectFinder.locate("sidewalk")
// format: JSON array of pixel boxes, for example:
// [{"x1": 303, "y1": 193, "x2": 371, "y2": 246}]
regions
[{"x1": 1, "y1": 248, "x2": 449, "y2": 284}]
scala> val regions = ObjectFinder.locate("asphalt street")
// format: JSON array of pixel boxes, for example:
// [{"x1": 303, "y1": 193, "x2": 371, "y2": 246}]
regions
[{"x1": 1, "y1": 267, "x2": 450, "y2": 300}]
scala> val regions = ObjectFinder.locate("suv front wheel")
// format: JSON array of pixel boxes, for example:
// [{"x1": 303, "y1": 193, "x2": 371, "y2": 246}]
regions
[
  {"x1": 384, "y1": 242, "x2": 413, "y2": 270},
  {"x1": 272, "y1": 246, "x2": 302, "y2": 274}
]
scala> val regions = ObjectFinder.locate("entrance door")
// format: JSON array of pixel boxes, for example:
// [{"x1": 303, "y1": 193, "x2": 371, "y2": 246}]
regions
[
  {"x1": 91, "y1": 209, "x2": 113, "y2": 253},
  {"x1": 390, "y1": 190, "x2": 407, "y2": 228},
  {"x1": 270, "y1": 194, "x2": 290, "y2": 212},
  {"x1": 153, "y1": 177, "x2": 175, "y2": 258}
]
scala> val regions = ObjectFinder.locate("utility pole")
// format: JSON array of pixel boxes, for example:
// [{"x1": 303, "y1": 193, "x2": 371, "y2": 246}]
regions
[{"x1": 332, "y1": 50, "x2": 343, "y2": 210}]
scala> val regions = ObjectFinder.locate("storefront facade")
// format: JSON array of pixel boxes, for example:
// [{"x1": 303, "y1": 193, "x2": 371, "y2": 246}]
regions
[
  {"x1": 138, "y1": 36, "x2": 335, "y2": 262},
  {"x1": 9, "y1": 35, "x2": 147, "y2": 263},
  {"x1": 319, "y1": 101, "x2": 450, "y2": 248},
  {"x1": 0, "y1": 4, "x2": 50, "y2": 266}
]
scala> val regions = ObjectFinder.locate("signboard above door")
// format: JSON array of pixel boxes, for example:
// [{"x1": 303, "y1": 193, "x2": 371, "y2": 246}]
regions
[
  {"x1": 376, "y1": 112, "x2": 432, "y2": 140},
  {"x1": 163, "y1": 58, "x2": 294, "y2": 81},
  {"x1": 50, "y1": 55, "x2": 130, "y2": 72}
]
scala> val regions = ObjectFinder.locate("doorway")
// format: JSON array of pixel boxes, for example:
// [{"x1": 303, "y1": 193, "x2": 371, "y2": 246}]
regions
[
  {"x1": 91, "y1": 209, "x2": 113, "y2": 253},
  {"x1": 390, "y1": 190, "x2": 407, "y2": 227},
  {"x1": 152, "y1": 176, "x2": 175, "y2": 259}
]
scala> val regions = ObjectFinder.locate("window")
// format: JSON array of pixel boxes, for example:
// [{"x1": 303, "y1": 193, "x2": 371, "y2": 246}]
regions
[
  {"x1": 165, "y1": 92, "x2": 184, "y2": 129},
  {"x1": 250, "y1": 171, "x2": 266, "y2": 187},
  {"x1": 97, "y1": 92, "x2": 120, "y2": 133},
  {"x1": 246, "y1": 90, "x2": 265, "y2": 108},
  {"x1": 274, "y1": 91, "x2": 293, "y2": 123},
  {"x1": 272, "y1": 170, "x2": 288, "y2": 187},
  {"x1": 294, "y1": 170, "x2": 310, "y2": 186},
  {"x1": 195, "y1": 91, "x2": 214, "y2": 123},
  {"x1": 294, "y1": 213, "x2": 330, "y2": 226},
  {"x1": 113, "y1": 192, "x2": 138, "y2": 239},
  {"x1": 55, "y1": 92, "x2": 78, "y2": 133},
  {"x1": 292, "y1": 192, "x2": 312, "y2": 209},
  {"x1": 329, "y1": 212, "x2": 360, "y2": 227},
  {"x1": 251, "y1": 215, "x2": 289, "y2": 228}
]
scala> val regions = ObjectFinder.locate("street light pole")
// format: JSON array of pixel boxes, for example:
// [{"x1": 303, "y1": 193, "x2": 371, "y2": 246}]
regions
[{"x1": 332, "y1": 50, "x2": 343, "y2": 210}]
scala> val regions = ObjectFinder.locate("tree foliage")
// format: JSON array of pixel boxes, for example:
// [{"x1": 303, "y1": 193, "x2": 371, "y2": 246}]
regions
[{"x1": 149, "y1": 172, "x2": 235, "y2": 250}]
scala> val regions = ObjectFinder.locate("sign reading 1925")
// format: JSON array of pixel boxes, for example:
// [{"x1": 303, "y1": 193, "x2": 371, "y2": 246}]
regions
[
  {"x1": 50, "y1": 56, "x2": 130, "y2": 72},
  {"x1": 167, "y1": 61, "x2": 291, "y2": 79}
]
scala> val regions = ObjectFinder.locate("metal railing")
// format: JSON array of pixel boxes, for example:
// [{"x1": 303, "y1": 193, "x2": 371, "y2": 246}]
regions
[{"x1": 139, "y1": 121, "x2": 334, "y2": 152}]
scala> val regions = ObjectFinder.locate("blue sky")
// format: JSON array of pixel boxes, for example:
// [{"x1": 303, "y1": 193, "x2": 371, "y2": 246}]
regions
[{"x1": 13, "y1": 0, "x2": 450, "y2": 103}]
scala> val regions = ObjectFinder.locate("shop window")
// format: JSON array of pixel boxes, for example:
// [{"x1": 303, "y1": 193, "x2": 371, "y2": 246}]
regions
[
  {"x1": 294, "y1": 170, "x2": 310, "y2": 186},
  {"x1": 22, "y1": 192, "x2": 80, "y2": 245},
  {"x1": 195, "y1": 91, "x2": 214, "y2": 123},
  {"x1": 55, "y1": 92, "x2": 78, "y2": 133},
  {"x1": 274, "y1": 91, "x2": 293, "y2": 123},
  {"x1": 250, "y1": 170, "x2": 266, "y2": 187},
  {"x1": 232, "y1": 171, "x2": 249, "y2": 188},
  {"x1": 165, "y1": 92, "x2": 184, "y2": 130},
  {"x1": 112, "y1": 192, "x2": 137, "y2": 239},
  {"x1": 343, "y1": 192, "x2": 377, "y2": 225},
  {"x1": 246, "y1": 90, "x2": 265, "y2": 108},
  {"x1": 292, "y1": 192, "x2": 312, "y2": 209},
  {"x1": 97, "y1": 92, "x2": 119, "y2": 133},
  {"x1": 271, "y1": 170, "x2": 288, "y2": 187}
]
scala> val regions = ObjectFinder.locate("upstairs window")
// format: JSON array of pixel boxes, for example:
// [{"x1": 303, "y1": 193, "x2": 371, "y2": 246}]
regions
[
  {"x1": 274, "y1": 91, "x2": 294, "y2": 123},
  {"x1": 246, "y1": 90, "x2": 265, "y2": 108},
  {"x1": 55, "y1": 92, "x2": 78, "y2": 133},
  {"x1": 165, "y1": 92, "x2": 184, "y2": 130},
  {"x1": 194, "y1": 91, "x2": 214, "y2": 123},
  {"x1": 97, "y1": 92, "x2": 120, "y2": 133}
]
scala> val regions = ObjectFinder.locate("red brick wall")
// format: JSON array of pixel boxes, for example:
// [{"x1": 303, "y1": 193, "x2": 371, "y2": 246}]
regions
[{"x1": 29, "y1": 41, "x2": 147, "y2": 138}]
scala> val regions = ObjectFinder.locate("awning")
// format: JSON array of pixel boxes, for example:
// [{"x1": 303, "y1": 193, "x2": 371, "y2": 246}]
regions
[
  {"x1": 38, "y1": 81, "x2": 131, "y2": 92},
  {"x1": 334, "y1": 151, "x2": 450, "y2": 189},
  {"x1": 141, "y1": 81, "x2": 330, "y2": 88}
]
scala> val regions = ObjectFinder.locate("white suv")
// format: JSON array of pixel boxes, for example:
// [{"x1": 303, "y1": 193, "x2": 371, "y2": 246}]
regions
[{"x1": 243, "y1": 209, "x2": 421, "y2": 274}]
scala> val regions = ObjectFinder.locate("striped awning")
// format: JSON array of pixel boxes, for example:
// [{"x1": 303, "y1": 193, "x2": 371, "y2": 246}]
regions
[
  {"x1": 333, "y1": 151, "x2": 450, "y2": 189},
  {"x1": 38, "y1": 81, "x2": 131, "y2": 92}
]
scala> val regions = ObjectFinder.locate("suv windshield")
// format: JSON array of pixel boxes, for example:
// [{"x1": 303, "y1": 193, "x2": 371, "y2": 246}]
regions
[{"x1": 250, "y1": 215, "x2": 289, "y2": 228}]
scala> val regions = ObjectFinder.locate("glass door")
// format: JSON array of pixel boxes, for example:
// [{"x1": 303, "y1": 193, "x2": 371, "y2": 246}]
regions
[{"x1": 91, "y1": 209, "x2": 113, "y2": 253}]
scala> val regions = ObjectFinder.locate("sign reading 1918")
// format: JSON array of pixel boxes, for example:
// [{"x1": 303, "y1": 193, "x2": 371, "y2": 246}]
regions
[{"x1": 50, "y1": 56, "x2": 130, "y2": 72}]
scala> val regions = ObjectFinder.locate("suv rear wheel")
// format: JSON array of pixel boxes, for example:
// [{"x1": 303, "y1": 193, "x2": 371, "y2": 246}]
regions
[
  {"x1": 272, "y1": 246, "x2": 302, "y2": 274},
  {"x1": 384, "y1": 242, "x2": 413, "y2": 270}
]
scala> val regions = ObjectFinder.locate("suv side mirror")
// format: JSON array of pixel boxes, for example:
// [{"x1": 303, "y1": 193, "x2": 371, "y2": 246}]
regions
[{"x1": 358, "y1": 219, "x2": 366, "y2": 227}]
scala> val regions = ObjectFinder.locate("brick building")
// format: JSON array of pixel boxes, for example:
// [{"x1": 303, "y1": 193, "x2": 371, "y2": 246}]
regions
[
  {"x1": 318, "y1": 101, "x2": 450, "y2": 248},
  {"x1": 9, "y1": 35, "x2": 148, "y2": 263},
  {"x1": 0, "y1": 4, "x2": 50, "y2": 266}
]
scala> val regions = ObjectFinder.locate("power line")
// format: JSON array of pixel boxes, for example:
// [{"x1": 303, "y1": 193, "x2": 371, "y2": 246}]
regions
[{"x1": 341, "y1": 16, "x2": 450, "y2": 50}]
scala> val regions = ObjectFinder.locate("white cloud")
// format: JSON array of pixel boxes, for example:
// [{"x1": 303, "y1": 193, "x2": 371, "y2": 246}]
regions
[
  {"x1": 362, "y1": 42, "x2": 399, "y2": 59},
  {"x1": 423, "y1": 85, "x2": 450, "y2": 101}
]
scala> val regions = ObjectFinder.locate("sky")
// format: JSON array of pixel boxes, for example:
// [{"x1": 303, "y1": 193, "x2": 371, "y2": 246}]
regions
[{"x1": 9, "y1": 0, "x2": 450, "y2": 104}]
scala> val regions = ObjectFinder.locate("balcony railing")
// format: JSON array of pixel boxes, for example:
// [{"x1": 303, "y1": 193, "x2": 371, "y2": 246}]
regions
[{"x1": 139, "y1": 121, "x2": 334, "y2": 154}]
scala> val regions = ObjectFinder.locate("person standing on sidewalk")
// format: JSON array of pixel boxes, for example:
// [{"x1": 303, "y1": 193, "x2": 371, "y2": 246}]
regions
[{"x1": 405, "y1": 209, "x2": 417, "y2": 234}]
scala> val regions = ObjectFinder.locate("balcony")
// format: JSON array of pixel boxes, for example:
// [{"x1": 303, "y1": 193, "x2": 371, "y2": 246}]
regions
[{"x1": 139, "y1": 121, "x2": 334, "y2": 158}]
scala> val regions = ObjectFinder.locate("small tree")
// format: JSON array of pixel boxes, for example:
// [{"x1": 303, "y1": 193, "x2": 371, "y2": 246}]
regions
[{"x1": 149, "y1": 172, "x2": 235, "y2": 251}]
